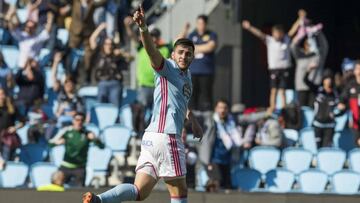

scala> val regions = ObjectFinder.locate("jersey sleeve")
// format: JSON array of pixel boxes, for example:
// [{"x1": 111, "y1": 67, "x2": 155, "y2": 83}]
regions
[{"x1": 153, "y1": 58, "x2": 174, "y2": 77}]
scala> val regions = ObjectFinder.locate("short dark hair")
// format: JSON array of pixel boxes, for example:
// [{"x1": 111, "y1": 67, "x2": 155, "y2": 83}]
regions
[
  {"x1": 73, "y1": 112, "x2": 85, "y2": 119},
  {"x1": 272, "y1": 24, "x2": 285, "y2": 33},
  {"x1": 215, "y1": 98, "x2": 230, "y2": 108},
  {"x1": 197, "y1": 15, "x2": 208, "y2": 24},
  {"x1": 174, "y1": 38, "x2": 195, "y2": 52}
]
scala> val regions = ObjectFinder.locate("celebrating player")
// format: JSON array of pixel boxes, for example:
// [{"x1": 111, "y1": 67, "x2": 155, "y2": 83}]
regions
[{"x1": 82, "y1": 5, "x2": 203, "y2": 203}]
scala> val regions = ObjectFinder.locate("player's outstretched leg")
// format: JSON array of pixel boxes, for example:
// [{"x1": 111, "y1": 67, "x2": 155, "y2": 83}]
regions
[
  {"x1": 82, "y1": 172, "x2": 157, "y2": 203},
  {"x1": 82, "y1": 183, "x2": 139, "y2": 203}
]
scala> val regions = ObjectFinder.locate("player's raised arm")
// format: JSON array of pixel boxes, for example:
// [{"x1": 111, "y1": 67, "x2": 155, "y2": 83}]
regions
[{"x1": 133, "y1": 5, "x2": 164, "y2": 69}]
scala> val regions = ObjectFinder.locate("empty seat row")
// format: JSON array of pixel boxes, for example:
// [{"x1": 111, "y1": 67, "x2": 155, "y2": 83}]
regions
[{"x1": 231, "y1": 168, "x2": 360, "y2": 194}]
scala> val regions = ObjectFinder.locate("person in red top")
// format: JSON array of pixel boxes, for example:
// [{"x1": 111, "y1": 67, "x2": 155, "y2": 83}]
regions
[{"x1": 338, "y1": 60, "x2": 360, "y2": 146}]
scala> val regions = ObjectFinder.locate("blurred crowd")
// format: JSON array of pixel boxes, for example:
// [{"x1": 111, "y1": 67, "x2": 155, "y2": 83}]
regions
[{"x1": 0, "y1": 0, "x2": 359, "y2": 193}]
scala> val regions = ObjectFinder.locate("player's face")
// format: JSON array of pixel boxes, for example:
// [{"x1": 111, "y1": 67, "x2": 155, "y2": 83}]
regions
[
  {"x1": 215, "y1": 101, "x2": 229, "y2": 120},
  {"x1": 172, "y1": 45, "x2": 194, "y2": 70}
]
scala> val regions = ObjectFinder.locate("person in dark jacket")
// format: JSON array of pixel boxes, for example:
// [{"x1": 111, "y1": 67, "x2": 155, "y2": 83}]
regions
[
  {"x1": 304, "y1": 67, "x2": 343, "y2": 148},
  {"x1": 15, "y1": 59, "x2": 45, "y2": 115}
]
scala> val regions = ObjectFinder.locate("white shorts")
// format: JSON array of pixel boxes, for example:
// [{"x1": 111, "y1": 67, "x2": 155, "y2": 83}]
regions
[{"x1": 135, "y1": 132, "x2": 186, "y2": 180}]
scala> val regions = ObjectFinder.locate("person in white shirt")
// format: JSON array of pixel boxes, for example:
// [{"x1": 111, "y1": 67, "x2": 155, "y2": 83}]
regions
[
  {"x1": 6, "y1": 9, "x2": 53, "y2": 68},
  {"x1": 242, "y1": 20, "x2": 292, "y2": 113}
]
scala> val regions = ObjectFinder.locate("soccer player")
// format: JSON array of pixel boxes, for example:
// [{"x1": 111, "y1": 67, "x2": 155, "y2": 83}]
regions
[{"x1": 82, "y1": 5, "x2": 203, "y2": 203}]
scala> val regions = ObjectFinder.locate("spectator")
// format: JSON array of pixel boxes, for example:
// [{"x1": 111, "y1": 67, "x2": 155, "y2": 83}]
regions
[
  {"x1": 37, "y1": 170, "x2": 65, "y2": 192},
  {"x1": 15, "y1": 58, "x2": 45, "y2": 115},
  {"x1": 0, "y1": 51, "x2": 14, "y2": 95},
  {"x1": 255, "y1": 115, "x2": 285, "y2": 148},
  {"x1": 93, "y1": 0, "x2": 119, "y2": 38},
  {"x1": 179, "y1": 15, "x2": 217, "y2": 111},
  {"x1": 290, "y1": 9, "x2": 328, "y2": 107},
  {"x1": 7, "y1": 10, "x2": 53, "y2": 68},
  {"x1": 66, "y1": 0, "x2": 106, "y2": 84},
  {"x1": 49, "y1": 112, "x2": 104, "y2": 187},
  {"x1": 338, "y1": 60, "x2": 360, "y2": 147},
  {"x1": 48, "y1": 51, "x2": 63, "y2": 106},
  {"x1": 304, "y1": 68, "x2": 342, "y2": 147},
  {"x1": 242, "y1": 20, "x2": 291, "y2": 113},
  {"x1": 199, "y1": 99, "x2": 243, "y2": 190},
  {"x1": 90, "y1": 23, "x2": 133, "y2": 107},
  {"x1": 55, "y1": 76, "x2": 84, "y2": 127},
  {"x1": 0, "y1": 88, "x2": 24, "y2": 161}
]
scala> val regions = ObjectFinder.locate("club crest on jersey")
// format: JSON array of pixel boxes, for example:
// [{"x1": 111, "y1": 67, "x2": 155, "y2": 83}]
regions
[{"x1": 183, "y1": 83, "x2": 191, "y2": 99}]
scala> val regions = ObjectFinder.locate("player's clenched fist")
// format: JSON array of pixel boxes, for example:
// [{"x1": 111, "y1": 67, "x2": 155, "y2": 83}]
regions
[{"x1": 132, "y1": 5, "x2": 146, "y2": 28}]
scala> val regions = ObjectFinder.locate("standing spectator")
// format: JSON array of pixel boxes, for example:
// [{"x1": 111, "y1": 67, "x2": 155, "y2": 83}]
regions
[
  {"x1": 242, "y1": 20, "x2": 291, "y2": 113},
  {"x1": 255, "y1": 116, "x2": 285, "y2": 148},
  {"x1": 89, "y1": 23, "x2": 133, "y2": 107},
  {"x1": 338, "y1": 60, "x2": 360, "y2": 147},
  {"x1": 37, "y1": 170, "x2": 65, "y2": 192},
  {"x1": 93, "y1": 0, "x2": 119, "y2": 38},
  {"x1": 55, "y1": 76, "x2": 84, "y2": 127},
  {"x1": 179, "y1": 15, "x2": 217, "y2": 111},
  {"x1": 0, "y1": 88, "x2": 24, "y2": 161},
  {"x1": 0, "y1": 51, "x2": 14, "y2": 95},
  {"x1": 199, "y1": 99, "x2": 243, "y2": 190},
  {"x1": 15, "y1": 59, "x2": 45, "y2": 115},
  {"x1": 7, "y1": 10, "x2": 53, "y2": 68},
  {"x1": 290, "y1": 9, "x2": 328, "y2": 107},
  {"x1": 66, "y1": 0, "x2": 106, "y2": 84},
  {"x1": 49, "y1": 112, "x2": 104, "y2": 187},
  {"x1": 304, "y1": 68, "x2": 342, "y2": 147}
]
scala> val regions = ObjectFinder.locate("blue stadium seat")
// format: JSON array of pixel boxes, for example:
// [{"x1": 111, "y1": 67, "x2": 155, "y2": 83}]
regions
[
  {"x1": 86, "y1": 146, "x2": 112, "y2": 185},
  {"x1": 282, "y1": 147, "x2": 313, "y2": 175},
  {"x1": 19, "y1": 144, "x2": 48, "y2": 166},
  {"x1": 195, "y1": 166, "x2": 209, "y2": 192},
  {"x1": 331, "y1": 170, "x2": 360, "y2": 195},
  {"x1": 0, "y1": 162, "x2": 28, "y2": 188},
  {"x1": 17, "y1": 124, "x2": 30, "y2": 145},
  {"x1": 283, "y1": 129, "x2": 299, "y2": 146},
  {"x1": 119, "y1": 104, "x2": 134, "y2": 132},
  {"x1": 249, "y1": 146, "x2": 280, "y2": 175},
  {"x1": 78, "y1": 86, "x2": 98, "y2": 112},
  {"x1": 231, "y1": 168, "x2": 262, "y2": 191},
  {"x1": 265, "y1": 168, "x2": 295, "y2": 193},
  {"x1": 333, "y1": 129, "x2": 356, "y2": 153},
  {"x1": 49, "y1": 145, "x2": 65, "y2": 167},
  {"x1": 275, "y1": 90, "x2": 296, "y2": 110},
  {"x1": 301, "y1": 106, "x2": 314, "y2": 128},
  {"x1": 102, "y1": 125, "x2": 132, "y2": 155},
  {"x1": 121, "y1": 88, "x2": 137, "y2": 106},
  {"x1": 348, "y1": 148, "x2": 360, "y2": 173},
  {"x1": 85, "y1": 123, "x2": 100, "y2": 137},
  {"x1": 91, "y1": 103, "x2": 119, "y2": 130},
  {"x1": 1, "y1": 45, "x2": 19, "y2": 69},
  {"x1": 334, "y1": 112, "x2": 348, "y2": 132},
  {"x1": 298, "y1": 169, "x2": 328, "y2": 194},
  {"x1": 299, "y1": 127, "x2": 317, "y2": 154},
  {"x1": 30, "y1": 162, "x2": 58, "y2": 188},
  {"x1": 316, "y1": 147, "x2": 346, "y2": 175},
  {"x1": 57, "y1": 28, "x2": 69, "y2": 46}
]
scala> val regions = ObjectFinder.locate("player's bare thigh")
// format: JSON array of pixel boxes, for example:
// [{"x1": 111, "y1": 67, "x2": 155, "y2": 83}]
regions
[
  {"x1": 165, "y1": 177, "x2": 188, "y2": 198},
  {"x1": 134, "y1": 172, "x2": 158, "y2": 201}
]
